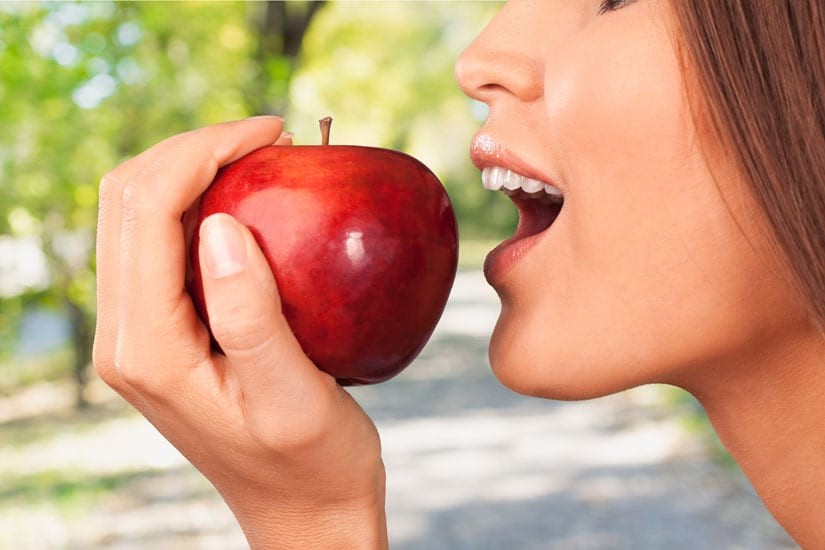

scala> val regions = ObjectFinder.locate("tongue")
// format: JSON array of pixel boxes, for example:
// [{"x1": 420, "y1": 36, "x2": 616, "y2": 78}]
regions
[{"x1": 513, "y1": 198, "x2": 562, "y2": 240}]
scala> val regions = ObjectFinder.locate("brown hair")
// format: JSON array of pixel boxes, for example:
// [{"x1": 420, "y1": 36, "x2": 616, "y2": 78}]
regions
[{"x1": 670, "y1": 0, "x2": 825, "y2": 330}]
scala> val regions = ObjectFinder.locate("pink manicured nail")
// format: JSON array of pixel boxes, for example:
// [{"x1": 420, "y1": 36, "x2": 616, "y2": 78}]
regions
[{"x1": 201, "y1": 214, "x2": 247, "y2": 278}]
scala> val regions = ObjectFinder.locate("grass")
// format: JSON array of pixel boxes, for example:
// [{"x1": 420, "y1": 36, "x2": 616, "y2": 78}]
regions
[
  {"x1": 2, "y1": 396, "x2": 134, "y2": 448},
  {"x1": 0, "y1": 469, "x2": 150, "y2": 514},
  {"x1": 3, "y1": 243, "x2": 749, "y2": 545},
  {"x1": 0, "y1": 347, "x2": 74, "y2": 395}
]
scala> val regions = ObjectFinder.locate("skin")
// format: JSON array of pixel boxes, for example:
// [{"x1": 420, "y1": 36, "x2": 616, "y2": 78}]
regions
[
  {"x1": 455, "y1": 0, "x2": 825, "y2": 545},
  {"x1": 94, "y1": 119, "x2": 387, "y2": 549},
  {"x1": 94, "y1": 0, "x2": 824, "y2": 547}
]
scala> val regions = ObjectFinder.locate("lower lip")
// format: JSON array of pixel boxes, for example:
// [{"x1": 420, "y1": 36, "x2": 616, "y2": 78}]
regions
[{"x1": 483, "y1": 205, "x2": 562, "y2": 286}]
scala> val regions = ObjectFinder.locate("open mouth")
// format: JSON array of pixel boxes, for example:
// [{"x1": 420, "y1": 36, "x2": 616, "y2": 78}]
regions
[
  {"x1": 482, "y1": 166, "x2": 564, "y2": 240},
  {"x1": 481, "y1": 166, "x2": 564, "y2": 282},
  {"x1": 508, "y1": 191, "x2": 564, "y2": 240}
]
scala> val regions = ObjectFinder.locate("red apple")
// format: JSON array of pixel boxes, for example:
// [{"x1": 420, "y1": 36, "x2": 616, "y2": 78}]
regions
[{"x1": 187, "y1": 118, "x2": 458, "y2": 385}]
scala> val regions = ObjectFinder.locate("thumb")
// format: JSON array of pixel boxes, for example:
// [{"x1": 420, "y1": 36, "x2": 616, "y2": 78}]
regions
[{"x1": 198, "y1": 213, "x2": 324, "y2": 403}]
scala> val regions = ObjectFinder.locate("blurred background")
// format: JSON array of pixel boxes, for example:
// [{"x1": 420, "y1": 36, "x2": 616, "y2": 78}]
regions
[{"x1": 0, "y1": 2, "x2": 797, "y2": 549}]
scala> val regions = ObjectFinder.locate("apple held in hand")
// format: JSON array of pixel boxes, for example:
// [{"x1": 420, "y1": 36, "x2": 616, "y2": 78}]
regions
[{"x1": 188, "y1": 118, "x2": 458, "y2": 385}]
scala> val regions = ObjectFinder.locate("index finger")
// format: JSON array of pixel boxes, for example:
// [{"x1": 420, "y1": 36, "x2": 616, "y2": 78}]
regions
[{"x1": 114, "y1": 117, "x2": 284, "y2": 375}]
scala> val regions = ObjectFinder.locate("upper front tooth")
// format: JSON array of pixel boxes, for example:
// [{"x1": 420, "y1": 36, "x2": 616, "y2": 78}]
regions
[
  {"x1": 502, "y1": 169, "x2": 521, "y2": 190},
  {"x1": 482, "y1": 166, "x2": 563, "y2": 198},
  {"x1": 487, "y1": 167, "x2": 505, "y2": 190},
  {"x1": 521, "y1": 177, "x2": 544, "y2": 193},
  {"x1": 544, "y1": 183, "x2": 562, "y2": 196},
  {"x1": 482, "y1": 168, "x2": 491, "y2": 189}
]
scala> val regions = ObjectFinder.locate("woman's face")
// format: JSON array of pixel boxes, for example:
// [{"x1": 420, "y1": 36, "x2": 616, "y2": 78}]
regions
[{"x1": 456, "y1": 0, "x2": 801, "y2": 399}]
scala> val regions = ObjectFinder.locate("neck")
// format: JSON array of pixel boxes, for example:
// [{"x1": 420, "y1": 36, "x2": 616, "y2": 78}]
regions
[{"x1": 679, "y1": 323, "x2": 825, "y2": 548}]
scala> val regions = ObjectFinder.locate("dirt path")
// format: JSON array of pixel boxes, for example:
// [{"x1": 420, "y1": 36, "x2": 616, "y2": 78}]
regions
[{"x1": 1, "y1": 272, "x2": 797, "y2": 549}]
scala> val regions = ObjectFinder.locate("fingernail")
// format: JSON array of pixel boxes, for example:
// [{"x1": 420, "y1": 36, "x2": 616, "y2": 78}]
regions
[
  {"x1": 280, "y1": 131, "x2": 294, "y2": 139},
  {"x1": 201, "y1": 214, "x2": 247, "y2": 278}
]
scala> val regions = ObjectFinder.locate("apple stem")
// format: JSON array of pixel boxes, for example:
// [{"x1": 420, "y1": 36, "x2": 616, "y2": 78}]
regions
[{"x1": 319, "y1": 116, "x2": 332, "y2": 146}]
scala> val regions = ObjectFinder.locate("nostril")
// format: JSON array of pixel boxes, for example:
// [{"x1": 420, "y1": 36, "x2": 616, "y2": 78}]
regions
[{"x1": 479, "y1": 84, "x2": 500, "y2": 93}]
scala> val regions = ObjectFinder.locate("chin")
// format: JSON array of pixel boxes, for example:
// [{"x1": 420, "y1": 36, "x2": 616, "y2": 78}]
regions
[{"x1": 487, "y1": 317, "x2": 651, "y2": 402}]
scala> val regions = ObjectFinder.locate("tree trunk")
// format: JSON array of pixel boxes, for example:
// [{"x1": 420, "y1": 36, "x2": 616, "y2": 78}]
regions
[
  {"x1": 66, "y1": 297, "x2": 93, "y2": 409},
  {"x1": 249, "y1": 0, "x2": 326, "y2": 114},
  {"x1": 42, "y1": 244, "x2": 94, "y2": 410}
]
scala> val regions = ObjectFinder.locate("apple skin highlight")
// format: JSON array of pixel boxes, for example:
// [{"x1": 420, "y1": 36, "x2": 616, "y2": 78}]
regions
[{"x1": 188, "y1": 144, "x2": 459, "y2": 385}]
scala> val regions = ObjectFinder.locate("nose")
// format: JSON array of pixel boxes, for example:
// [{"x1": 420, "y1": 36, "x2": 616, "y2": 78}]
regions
[{"x1": 455, "y1": 4, "x2": 544, "y2": 105}]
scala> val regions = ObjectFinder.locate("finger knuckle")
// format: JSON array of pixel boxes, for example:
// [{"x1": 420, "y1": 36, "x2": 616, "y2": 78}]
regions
[
  {"x1": 205, "y1": 150, "x2": 221, "y2": 178},
  {"x1": 113, "y1": 355, "x2": 138, "y2": 387},
  {"x1": 121, "y1": 156, "x2": 171, "y2": 222},
  {"x1": 92, "y1": 340, "x2": 121, "y2": 388},
  {"x1": 113, "y1": 345, "x2": 153, "y2": 392},
  {"x1": 99, "y1": 172, "x2": 122, "y2": 204},
  {"x1": 121, "y1": 180, "x2": 149, "y2": 223}
]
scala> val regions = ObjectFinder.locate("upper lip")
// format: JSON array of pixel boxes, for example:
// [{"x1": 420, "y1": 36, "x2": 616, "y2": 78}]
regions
[{"x1": 469, "y1": 133, "x2": 563, "y2": 192}]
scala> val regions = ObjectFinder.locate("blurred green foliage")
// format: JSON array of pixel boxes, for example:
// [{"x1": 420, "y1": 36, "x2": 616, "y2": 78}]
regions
[
  {"x1": 0, "y1": 1, "x2": 508, "y2": 399},
  {"x1": 0, "y1": 468, "x2": 146, "y2": 511},
  {"x1": 288, "y1": 2, "x2": 514, "y2": 239}
]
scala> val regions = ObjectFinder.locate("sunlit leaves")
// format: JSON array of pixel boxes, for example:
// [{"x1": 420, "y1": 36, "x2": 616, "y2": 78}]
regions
[
  {"x1": 288, "y1": 1, "x2": 511, "y2": 238},
  {"x1": 0, "y1": 1, "x2": 509, "y2": 367}
]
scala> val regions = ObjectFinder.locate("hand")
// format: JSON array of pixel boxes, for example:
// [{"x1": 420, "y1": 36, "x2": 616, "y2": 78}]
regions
[{"x1": 93, "y1": 117, "x2": 387, "y2": 549}]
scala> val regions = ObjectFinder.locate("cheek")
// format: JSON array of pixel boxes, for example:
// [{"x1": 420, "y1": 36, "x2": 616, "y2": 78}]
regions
[
  {"x1": 553, "y1": 29, "x2": 723, "y2": 310},
  {"x1": 492, "y1": 13, "x2": 792, "y2": 398}
]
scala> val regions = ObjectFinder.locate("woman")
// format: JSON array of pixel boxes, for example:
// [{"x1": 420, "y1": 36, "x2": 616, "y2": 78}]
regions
[{"x1": 94, "y1": 0, "x2": 825, "y2": 547}]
